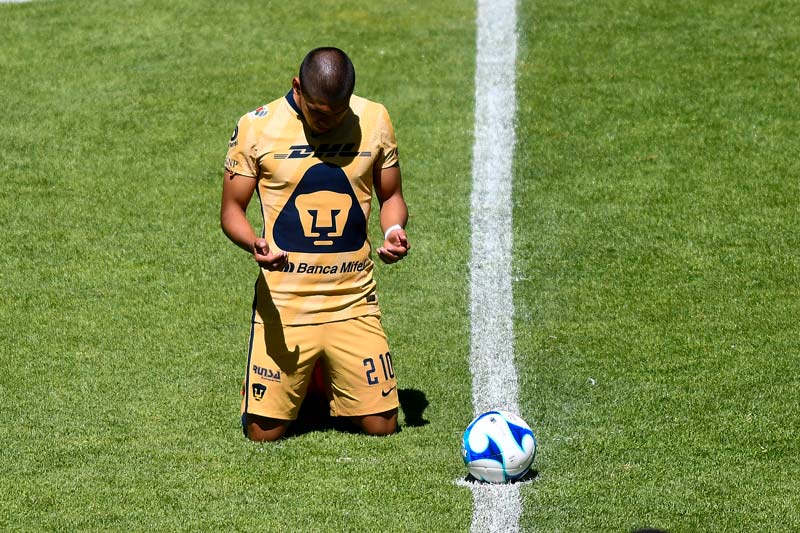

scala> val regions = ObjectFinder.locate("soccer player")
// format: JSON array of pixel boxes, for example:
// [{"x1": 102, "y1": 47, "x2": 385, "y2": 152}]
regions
[{"x1": 220, "y1": 47, "x2": 410, "y2": 441}]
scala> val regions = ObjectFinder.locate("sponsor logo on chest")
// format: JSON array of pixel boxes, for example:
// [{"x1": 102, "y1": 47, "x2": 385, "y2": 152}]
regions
[
  {"x1": 281, "y1": 259, "x2": 368, "y2": 275},
  {"x1": 273, "y1": 143, "x2": 372, "y2": 160}
]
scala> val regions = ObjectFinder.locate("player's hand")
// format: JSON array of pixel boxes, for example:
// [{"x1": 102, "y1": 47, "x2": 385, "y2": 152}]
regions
[
  {"x1": 377, "y1": 229, "x2": 410, "y2": 264},
  {"x1": 253, "y1": 238, "x2": 289, "y2": 271}
]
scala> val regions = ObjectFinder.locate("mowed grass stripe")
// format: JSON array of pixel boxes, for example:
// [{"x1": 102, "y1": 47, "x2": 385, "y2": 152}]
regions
[
  {"x1": 0, "y1": 1, "x2": 476, "y2": 530},
  {"x1": 515, "y1": 0, "x2": 800, "y2": 530}
]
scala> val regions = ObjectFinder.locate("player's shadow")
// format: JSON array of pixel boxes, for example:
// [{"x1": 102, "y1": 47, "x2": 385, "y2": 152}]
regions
[
  {"x1": 398, "y1": 388, "x2": 429, "y2": 427},
  {"x1": 287, "y1": 387, "x2": 429, "y2": 437},
  {"x1": 302, "y1": 110, "x2": 362, "y2": 168},
  {"x1": 288, "y1": 389, "x2": 338, "y2": 437}
]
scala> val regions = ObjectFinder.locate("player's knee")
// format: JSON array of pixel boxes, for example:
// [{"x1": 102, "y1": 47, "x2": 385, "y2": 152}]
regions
[
  {"x1": 364, "y1": 420, "x2": 396, "y2": 436},
  {"x1": 355, "y1": 409, "x2": 398, "y2": 436},
  {"x1": 246, "y1": 426, "x2": 286, "y2": 442},
  {"x1": 245, "y1": 415, "x2": 290, "y2": 442}
]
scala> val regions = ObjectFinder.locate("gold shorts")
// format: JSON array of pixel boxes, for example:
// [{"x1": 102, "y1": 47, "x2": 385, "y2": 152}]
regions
[{"x1": 241, "y1": 315, "x2": 399, "y2": 420}]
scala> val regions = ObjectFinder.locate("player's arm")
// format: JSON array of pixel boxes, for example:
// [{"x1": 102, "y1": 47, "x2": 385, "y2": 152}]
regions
[
  {"x1": 220, "y1": 170, "x2": 288, "y2": 271},
  {"x1": 374, "y1": 163, "x2": 410, "y2": 264}
]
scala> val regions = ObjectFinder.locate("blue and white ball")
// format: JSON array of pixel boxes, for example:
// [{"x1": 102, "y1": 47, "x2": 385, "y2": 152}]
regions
[{"x1": 462, "y1": 410, "x2": 537, "y2": 483}]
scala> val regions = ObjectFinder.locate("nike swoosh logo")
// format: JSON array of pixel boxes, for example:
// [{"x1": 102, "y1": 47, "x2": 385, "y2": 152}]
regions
[{"x1": 381, "y1": 386, "x2": 397, "y2": 397}]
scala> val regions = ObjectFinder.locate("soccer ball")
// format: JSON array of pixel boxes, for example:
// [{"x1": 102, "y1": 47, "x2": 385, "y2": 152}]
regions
[{"x1": 462, "y1": 410, "x2": 536, "y2": 483}]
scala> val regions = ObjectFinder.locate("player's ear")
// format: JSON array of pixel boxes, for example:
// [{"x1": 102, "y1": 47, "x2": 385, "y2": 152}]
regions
[{"x1": 291, "y1": 77, "x2": 302, "y2": 96}]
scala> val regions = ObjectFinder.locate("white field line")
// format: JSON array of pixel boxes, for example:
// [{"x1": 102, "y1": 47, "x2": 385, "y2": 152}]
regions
[{"x1": 468, "y1": 0, "x2": 522, "y2": 532}]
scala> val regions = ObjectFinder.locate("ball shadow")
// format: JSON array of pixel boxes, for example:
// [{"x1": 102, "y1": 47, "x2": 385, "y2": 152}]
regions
[{"x1": 463, "y1": 469, "x2": 539, "y2": 485}]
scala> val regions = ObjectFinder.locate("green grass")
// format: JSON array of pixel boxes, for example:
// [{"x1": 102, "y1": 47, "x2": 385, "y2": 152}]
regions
[
  {"x1": 515, "y1": 0, "x2": 800, "y2": 531},
  {"x1": 2, "y1": 0, "x2": 800, "y2": 531},
  {"x1": 0, "y1": 0, "x2": 474, "y2": 530}
]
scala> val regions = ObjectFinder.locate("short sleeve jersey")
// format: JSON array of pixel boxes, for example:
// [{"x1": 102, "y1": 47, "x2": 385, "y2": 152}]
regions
[{"x1": 225, "y1": 91, "x2": 399, "y2": 326}]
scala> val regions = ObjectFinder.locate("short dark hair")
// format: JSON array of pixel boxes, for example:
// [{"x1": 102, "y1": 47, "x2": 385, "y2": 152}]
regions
[{"x1": 298, "y1": 47, "x2": 356, "y2": 103}]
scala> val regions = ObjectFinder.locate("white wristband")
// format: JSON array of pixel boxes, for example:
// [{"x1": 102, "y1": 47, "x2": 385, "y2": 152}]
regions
[{"x1": 384, "y1": 224, "x2": 403, "y2": 240}]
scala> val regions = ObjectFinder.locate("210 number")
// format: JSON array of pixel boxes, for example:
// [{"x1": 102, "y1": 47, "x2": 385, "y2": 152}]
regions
[{"x1": 363, "y1": 352, "x2": 395, "y2": 385}]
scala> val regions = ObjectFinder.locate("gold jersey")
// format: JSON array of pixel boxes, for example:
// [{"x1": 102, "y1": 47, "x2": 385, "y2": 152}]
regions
[{"x1": 225, "y1": 91, "x2": 399, "y2": 325}]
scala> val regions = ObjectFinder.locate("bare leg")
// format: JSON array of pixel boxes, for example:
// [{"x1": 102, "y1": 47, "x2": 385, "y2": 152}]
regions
[
  {"x1": 349, "y1": 408, "x2": 398, "y2": 436},
  {"x1": 245, "y1": 413, "x2": 291, "y2": 442}
]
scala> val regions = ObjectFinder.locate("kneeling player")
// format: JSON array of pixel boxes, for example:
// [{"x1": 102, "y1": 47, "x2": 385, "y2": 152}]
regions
[{"x1": 220, "y1": 47, "x2": 410, "y2": 441}]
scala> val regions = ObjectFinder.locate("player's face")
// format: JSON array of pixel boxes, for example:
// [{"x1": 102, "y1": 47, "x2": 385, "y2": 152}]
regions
[{"x1": 293, "y1": 79, "x2": 350, "y2": 134}]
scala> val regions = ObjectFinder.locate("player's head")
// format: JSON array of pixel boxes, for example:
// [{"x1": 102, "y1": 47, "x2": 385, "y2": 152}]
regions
[
  {"x1": 292, "y1": 47, "x2": 355, "y2": 134},
  {"x1": 299, "y1": 47, "x2": 355, "y2": 102}
]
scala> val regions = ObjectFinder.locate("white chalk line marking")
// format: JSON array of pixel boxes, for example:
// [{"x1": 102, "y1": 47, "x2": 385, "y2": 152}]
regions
[{"x1": 468, "y1": 0, "x2": 523, "y2": 532}]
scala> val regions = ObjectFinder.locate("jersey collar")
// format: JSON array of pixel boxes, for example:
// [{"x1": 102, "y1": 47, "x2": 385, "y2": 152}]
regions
[{"x1": 285, "y1": 90, "x2": 302, "y2": 116}]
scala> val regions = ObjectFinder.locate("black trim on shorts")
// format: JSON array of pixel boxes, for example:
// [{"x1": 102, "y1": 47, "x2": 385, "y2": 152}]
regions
[{"x1": 242, "y1": 279, "x2": 259, "y2": 437}]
